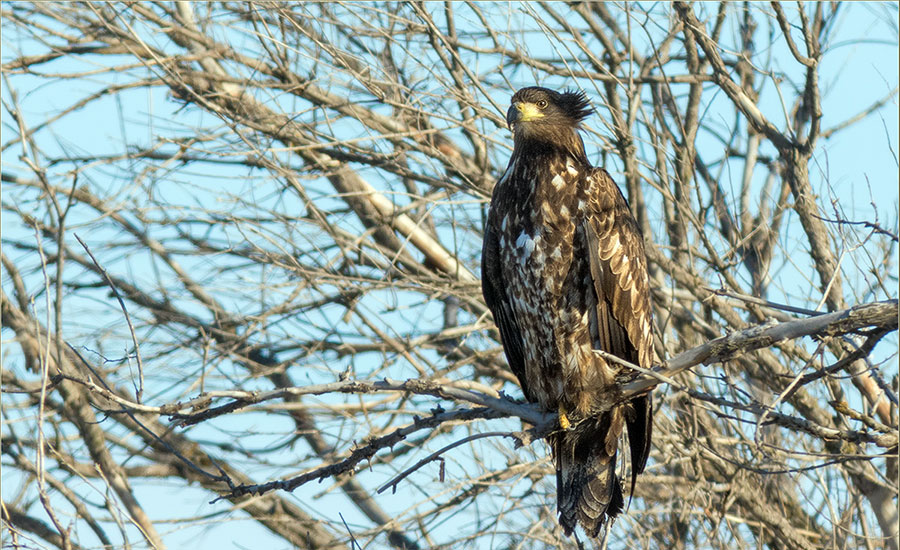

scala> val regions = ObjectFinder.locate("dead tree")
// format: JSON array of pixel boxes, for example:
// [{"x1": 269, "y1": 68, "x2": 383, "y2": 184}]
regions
[{"x1": 2, "y1": 3, "x2": 897, "y2": 549}]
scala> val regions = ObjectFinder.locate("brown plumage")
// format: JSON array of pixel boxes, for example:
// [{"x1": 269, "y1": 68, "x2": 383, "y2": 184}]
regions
[{"x1": 481, "y1": 87, "x2": 654, "y2": 538}]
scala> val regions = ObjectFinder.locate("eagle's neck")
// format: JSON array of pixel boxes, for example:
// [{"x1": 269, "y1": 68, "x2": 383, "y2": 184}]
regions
[
  {"x1": 497, "y1": 126, "x2": 593, "y2": 219},
  {"x1": 511, "y1": 125, "x2": 589, "y2": 167}
]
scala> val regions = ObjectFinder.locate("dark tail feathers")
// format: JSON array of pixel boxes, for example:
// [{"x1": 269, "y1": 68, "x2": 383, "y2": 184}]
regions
[{"x1": 554, "y1": 394, "x2": 652, "y2": 538}]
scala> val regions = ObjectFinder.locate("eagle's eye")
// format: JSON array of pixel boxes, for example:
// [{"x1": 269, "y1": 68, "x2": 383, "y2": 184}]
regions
[{"x1": 537, "y1": 99, "x2": 548, "y2": 109}]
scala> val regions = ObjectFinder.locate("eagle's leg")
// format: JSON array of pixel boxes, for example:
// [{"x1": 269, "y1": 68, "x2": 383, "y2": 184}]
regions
[{"x1": 558, "y1": 404, "x2": 571, "y2": 430}]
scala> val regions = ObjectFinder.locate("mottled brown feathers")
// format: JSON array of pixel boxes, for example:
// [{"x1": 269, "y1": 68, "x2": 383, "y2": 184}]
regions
[{"x1": 482, "y1": 86, "x2": 654, "y2": 538}]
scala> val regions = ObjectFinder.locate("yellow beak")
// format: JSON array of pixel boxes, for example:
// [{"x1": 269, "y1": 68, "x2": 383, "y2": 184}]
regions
[{"x1": 507, "y1": 102, "x2": 544, "y2": 127}]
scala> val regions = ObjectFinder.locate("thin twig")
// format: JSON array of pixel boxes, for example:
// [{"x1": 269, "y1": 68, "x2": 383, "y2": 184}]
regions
[
  {"x1": 376, "y1": 431, "x2": 511, "y2": 494},
  {"x1": 74, "y1": 233, "x2": 145, "y2": 402}
]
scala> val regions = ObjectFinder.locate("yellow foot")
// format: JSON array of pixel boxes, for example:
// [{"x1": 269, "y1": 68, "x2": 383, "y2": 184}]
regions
[{"x1": 558, "y1": 405, "x2": 571, "y2": 430}]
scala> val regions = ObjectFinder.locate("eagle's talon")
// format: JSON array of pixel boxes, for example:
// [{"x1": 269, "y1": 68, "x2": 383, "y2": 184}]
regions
[{"x1": 558, "y1": 405, "x2": 571, "y2": 430}]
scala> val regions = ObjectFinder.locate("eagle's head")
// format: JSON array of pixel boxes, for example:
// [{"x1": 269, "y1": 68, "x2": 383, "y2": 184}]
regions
[
  {"x1": 506, "y1": 87, "x2": 592, "y2": 131},
  {"x1": 507, "y1": 86, "x2": 592, "y2": 159}
]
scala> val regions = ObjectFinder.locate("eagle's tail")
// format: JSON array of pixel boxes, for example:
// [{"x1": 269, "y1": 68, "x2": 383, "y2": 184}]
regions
[
  {"x1": 553, "y1": 393, "x2": 653, "y2": 537},
  {"x1": 552, "y1": 408, "x2": 625, "y2": 538}
]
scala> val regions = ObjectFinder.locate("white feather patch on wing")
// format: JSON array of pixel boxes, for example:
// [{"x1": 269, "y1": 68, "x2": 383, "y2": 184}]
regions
[
  {"x1": 515, "y1": 231, "x2": 529, "y2": 249},
  {"x1": 515, "y1": 231, "x2": 541, "y2": 265}
]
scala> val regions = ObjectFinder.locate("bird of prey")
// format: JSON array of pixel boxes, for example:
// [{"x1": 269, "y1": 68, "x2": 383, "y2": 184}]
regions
[{"x1": 481, "y1": 86, "x2": 654, "y2": 538}]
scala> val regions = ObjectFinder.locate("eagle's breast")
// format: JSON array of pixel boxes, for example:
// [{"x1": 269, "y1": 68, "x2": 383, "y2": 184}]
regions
[{"x1": 490, "y1": 151, "x2": 600, "y2": 410}]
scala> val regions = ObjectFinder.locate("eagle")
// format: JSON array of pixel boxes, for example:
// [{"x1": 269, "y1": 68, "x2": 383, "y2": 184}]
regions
[{"x1": 481, "y1": 87, "x2": 654, "y2": 538}]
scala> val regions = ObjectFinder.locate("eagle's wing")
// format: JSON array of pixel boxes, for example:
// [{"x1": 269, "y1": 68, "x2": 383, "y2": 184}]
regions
[
  {"x1": 582, "y1": 167, "x2": 654, "y2": 490},
  {"x1": 482, "y1": 216, "x2": 530, "y2": 400}
]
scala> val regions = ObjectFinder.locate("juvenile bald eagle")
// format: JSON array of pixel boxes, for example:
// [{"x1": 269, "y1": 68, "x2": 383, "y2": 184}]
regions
[{"x1": 481, "y1": 87, "x2": 653, "y2": 538}]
